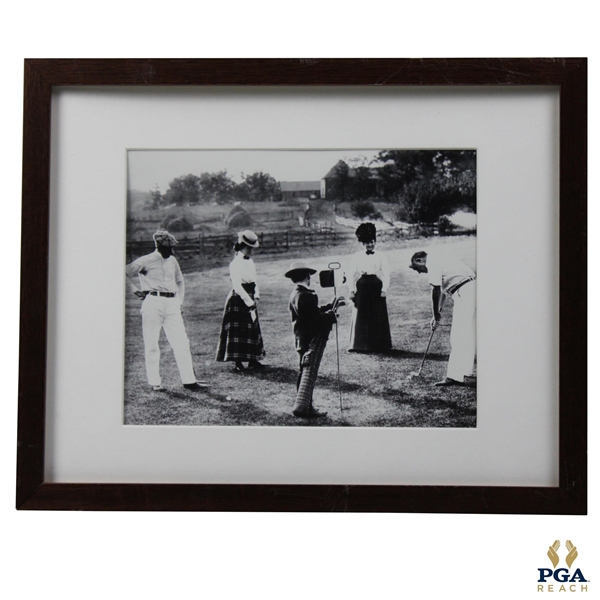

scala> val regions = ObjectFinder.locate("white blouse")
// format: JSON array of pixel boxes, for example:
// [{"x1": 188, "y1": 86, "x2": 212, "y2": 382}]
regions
[
  {"x1": 126, "y1": 250, "x2": 185, "y2": 302},
  {"x1": 229, "y1": 252, "x2": 259, "y2": 307},
  {"x1": 348, "y1": 250, "x2": 390, "y2": 294},
  {"x1": 426, "y1": 253, "x2": 475, "y2": 295}
]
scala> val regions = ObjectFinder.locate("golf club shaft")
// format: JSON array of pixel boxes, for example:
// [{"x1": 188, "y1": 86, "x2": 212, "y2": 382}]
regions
[
  {"x1": 417, "y1": 328, "x2": 436, "y2": 375},
  {"x1": 333, "y1": 282, "x2": 343, "y2": 410},
  {"x1": 335, "y1": 322, "x2": 342, "y2": 410}
]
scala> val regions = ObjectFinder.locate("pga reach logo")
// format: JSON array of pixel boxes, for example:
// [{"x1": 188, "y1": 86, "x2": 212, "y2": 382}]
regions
[{"x1": 537, "y1": 540, "x2": 589, "y2": 593}]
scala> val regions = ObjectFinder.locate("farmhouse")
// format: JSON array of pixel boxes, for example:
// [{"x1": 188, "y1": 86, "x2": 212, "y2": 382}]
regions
[
  {"x1": 321, "y1": 160, "x2": 378, "y2": 199},
  {"x1": 280, "y1": 160, "x2": 380, "y2": 202}
]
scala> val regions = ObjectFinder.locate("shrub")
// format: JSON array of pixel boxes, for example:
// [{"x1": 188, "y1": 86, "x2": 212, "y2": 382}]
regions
[
  {"x1": 350, "y1": 200, "x2": 381, "y2": 220},
  {"x1": 437, "y1": 215, "x2": 455, "y2": 235}
]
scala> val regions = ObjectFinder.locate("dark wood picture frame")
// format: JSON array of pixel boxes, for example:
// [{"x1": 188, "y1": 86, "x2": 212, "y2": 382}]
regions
[{"x1": 17, "y1": 58, "x2": 587, "y2": 513}]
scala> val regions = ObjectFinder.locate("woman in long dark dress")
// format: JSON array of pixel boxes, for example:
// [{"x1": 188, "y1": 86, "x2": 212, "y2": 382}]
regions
[
  {"x1": 347, "y1": 222, "x2": 392, "y2": 353},
  {"x1": 216, "y1": 230, "x2": 266, "y2": 372}
]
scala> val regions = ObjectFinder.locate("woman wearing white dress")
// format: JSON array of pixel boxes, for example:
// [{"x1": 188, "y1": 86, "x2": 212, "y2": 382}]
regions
[{"x1": 347, "y1": 222, "x2": 392, "y2": 353}]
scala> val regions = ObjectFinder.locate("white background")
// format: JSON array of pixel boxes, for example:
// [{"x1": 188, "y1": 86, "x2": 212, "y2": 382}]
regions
[{"x1": 0, "y1": 1, "x2": 596, "y2": 599}]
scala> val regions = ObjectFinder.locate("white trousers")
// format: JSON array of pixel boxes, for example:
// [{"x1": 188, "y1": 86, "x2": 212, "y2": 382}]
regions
[
  {"x1": 447, "y1": 281, "x2": 476, "y2": 382},
  {"x1": 141, "y1": 295, "x2": 196, "y2": 386}
]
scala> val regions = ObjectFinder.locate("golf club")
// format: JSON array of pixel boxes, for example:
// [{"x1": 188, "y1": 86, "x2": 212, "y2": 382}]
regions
[
  {"x1": 328, "y1": 261, "x2": 343, "y2": 411},
  {"x1": 417, "y1": 327, "x2": 436, "y2": 376}
]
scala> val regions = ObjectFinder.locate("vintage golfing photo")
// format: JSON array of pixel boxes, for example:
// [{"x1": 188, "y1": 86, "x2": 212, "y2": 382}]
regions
[{"x1": 124, "y1": 149, "x2": 476, "y2": 426}]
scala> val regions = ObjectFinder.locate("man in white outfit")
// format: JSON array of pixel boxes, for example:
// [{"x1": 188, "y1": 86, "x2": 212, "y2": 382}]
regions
[
  {"x1": 409, "y1": 251, "x2": 476, "y2": 386},
  {"x1": 126, "y1": 230, "x2": 207, "y2": 392}
]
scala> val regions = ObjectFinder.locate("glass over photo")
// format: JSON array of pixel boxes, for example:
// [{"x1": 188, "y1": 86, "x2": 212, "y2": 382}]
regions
[{"x1": 124, "y1": 149, "x2": 477, "y2": 427}]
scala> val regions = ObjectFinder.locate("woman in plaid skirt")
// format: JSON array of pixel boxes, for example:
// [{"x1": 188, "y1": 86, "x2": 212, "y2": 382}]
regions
[{"x1": 216, "y1": 230, "x2": 266, "y2": 373}]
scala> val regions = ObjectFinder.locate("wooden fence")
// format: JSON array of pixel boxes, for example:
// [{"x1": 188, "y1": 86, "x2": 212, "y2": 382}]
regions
[
  {"x1": 126, "y1": 229, "x2": 356, "y2": 262},
  {"x1": 124, "y1": 225, "x2": 443, "y2": 262}
]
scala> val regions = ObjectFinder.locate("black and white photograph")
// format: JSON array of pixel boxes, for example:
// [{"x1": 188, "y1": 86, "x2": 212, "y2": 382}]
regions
[
  {"x1": 124, "y1": 148, "x2": 477, "y2": 426},
  {"x1": 2, "y1": 1, "x2": 593, "y2": 598}
]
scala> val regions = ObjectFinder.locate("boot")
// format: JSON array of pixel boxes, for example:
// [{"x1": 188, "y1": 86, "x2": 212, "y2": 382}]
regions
[{"x1": 293, "y1": 395, "x2": 328, "y2": 418}]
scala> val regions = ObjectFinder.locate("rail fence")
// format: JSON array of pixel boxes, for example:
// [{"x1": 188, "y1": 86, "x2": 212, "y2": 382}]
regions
[
  {"x1": 126, "y1": 229, "x2": 355, "y2": 262},
  {"x1": 125, "y1": 225, "x2": 441, "y2": 263}
]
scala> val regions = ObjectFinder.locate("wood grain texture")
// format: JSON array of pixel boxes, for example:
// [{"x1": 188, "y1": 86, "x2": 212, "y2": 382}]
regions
[
  {"x1": 16, "y1": 61, "x2": 52, "y2": 508},
  {"x1": 16, "y1": 58, "x2": 587, "y2": 513},
  {"x1": 26, "y1": 58, "x2": 578, "y2": 86},
  {"x1": 558, "y1": 59, "x2": 587, "y2": 509},
  {"x1": 17, "y1": 483, "x2": 582, "y2": 514}
]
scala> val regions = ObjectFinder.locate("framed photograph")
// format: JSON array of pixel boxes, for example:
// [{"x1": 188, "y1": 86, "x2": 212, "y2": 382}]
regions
[
  {"x1": 17, "y1": 58, "x2": 586, "y2": 513},
  {"x1": 125, "y1": 147, "x2": 477, "y2": 427}
]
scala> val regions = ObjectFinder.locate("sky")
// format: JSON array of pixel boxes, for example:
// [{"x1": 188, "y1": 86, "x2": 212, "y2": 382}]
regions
[{"x1": 127, "y1": 149, "x2": 384, "y2": 193}]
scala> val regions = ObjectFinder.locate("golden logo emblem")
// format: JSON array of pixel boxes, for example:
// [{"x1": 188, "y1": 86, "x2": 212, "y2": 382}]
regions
[{"x1": 547, "y1": 540, "x2": 578, "y2": 569}]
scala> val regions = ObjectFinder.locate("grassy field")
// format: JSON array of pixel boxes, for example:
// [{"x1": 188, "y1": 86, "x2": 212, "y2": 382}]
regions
[{"x1": 124, "y1": 236, "x2": 476, "y2": 427}]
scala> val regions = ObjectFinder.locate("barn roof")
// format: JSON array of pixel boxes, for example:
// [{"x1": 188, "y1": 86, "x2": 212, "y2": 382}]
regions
[
  {"x1": 323, "y1": 160, "x2": 348, "y2": 179},
  {"x1": 280, "y1": 181, "x2": 321, "y2": 192}
]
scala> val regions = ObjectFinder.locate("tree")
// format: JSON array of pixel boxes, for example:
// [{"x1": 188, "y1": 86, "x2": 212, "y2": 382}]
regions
[
  {"x1": 148, "y1": 184, "x2": 163, "y2": 209},
  {"x1": 236, "y1": 172, "x2": 282, "y2": 202},
  {"x1": 163, "y1": 174, "x2": 202, "y2": 206},
  {"x1": 376, "y1": 150, "x2": 476, "y2": 222},
  {"x1": 376, "y1": 150, "x2": 437, "y2": 199},
  {"x1": 198, "y1": 171, "x2": 236, "y2": 203},
  {"x1": 347, "y1": 166, "x2": 377, "y2": 200},
  {"x1": 162, "y1": 171, "x2": 237, "y2": 205}
]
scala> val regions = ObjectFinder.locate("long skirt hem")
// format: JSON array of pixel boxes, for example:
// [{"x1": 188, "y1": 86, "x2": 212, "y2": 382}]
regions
[
  {"x1": 348, "y1": 274, "x2": 392, "y2": 353},
  {"x1": 216, "y1": 291, "x2": 266, "y2": 362}
]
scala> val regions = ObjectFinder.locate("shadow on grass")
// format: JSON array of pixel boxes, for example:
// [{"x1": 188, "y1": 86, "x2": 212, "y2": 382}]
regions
[
  {"x1": 148, "y1": 385, "x2": 296, "y2": 426},
  {"x1": 245, "y1": 365, "x2": 296, "y2": 384},
  {"x1": 249, "y1": 365, "x2": 368, "y2": 395},
  {"x1": 380, "y1": 348, "x2": 449, "y2": 361},
  {"x1": 380, "y1": 386, "x2": 476, "y2": 420}
]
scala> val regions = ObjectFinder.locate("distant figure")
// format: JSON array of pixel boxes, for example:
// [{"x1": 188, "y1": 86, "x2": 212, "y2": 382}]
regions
[
  {"x1": 285, "y1": 261, "x2": 343, "y2": 419},
  {"x1": 216, "y1": 230, "x2": 266, "y2": 373},
  {"x1": 347, "y1": 222, "x2": 392, "y2": 353},
  {"x1": 409, "y1": 251, "x2": 476, "y2": 386},
  {"x1": 125, "y1": 230, "x2": 207, "y2": 392}
]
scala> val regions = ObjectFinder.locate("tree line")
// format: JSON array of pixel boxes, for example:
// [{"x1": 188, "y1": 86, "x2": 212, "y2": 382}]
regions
[
  {"x1": 328, "y1": 150, "x2": 476, "y2": 223},
  {"x1": 146, "y1": 150, "x2": 476, "y2": 224},
  {"x1": 148, "y1": 171, "x2": 282, "y2": 207}
]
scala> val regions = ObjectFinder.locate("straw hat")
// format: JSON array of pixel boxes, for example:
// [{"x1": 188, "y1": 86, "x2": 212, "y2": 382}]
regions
[{"x1": 238, "y1": 230, "x2": 259, "y2": 248}]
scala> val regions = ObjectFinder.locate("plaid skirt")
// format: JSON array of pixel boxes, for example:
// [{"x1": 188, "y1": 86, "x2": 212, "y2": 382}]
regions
[{"x1": 216, "y1": 285, "x2": 266, "y2": 362}]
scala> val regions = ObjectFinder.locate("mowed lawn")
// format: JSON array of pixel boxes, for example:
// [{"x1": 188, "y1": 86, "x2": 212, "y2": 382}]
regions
[{"x1": 124, "y1": 236, "x2": 476, "y2": 427}]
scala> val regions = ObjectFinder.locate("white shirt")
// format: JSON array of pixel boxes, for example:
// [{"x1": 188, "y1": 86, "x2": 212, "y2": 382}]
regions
[
  {"x1": 427, "y1": 254, "x2": 475, "y2": 295},
  {"x1": 348, "y1": 250, "x2": 390, "y2": 294},
  {"x1": 125, "y1": 250, "x2": 185, "y2": 303},
  {"x1": 229, "y1": 252, "x2": 259, "y2": 307}
]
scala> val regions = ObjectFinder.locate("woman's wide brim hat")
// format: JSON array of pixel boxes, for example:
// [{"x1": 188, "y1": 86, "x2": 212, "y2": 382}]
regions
[
  {"x1": 285, "y1": 261, "x2": 317, "y2": 279},
  {"x1": 238, "y1": 229, "x2": 259, "y2": 248}
]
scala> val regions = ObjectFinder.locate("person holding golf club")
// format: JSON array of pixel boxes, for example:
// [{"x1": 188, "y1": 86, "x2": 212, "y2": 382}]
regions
[
  {"x1": 125, "y1": 230, "x2": 208, "y2": 392},
  {"x1": 409, "y1": 251, "x2": 476, "y2": 386},
  {"x1": 216, "y1": 230, "x2": 266, "y2": 373},
  {"x1": 347, "y1": 222, "x2": 392, "y2": 353},
  {"x1": 285, "y1": 261, "x2": 345, "y2": 418}
]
